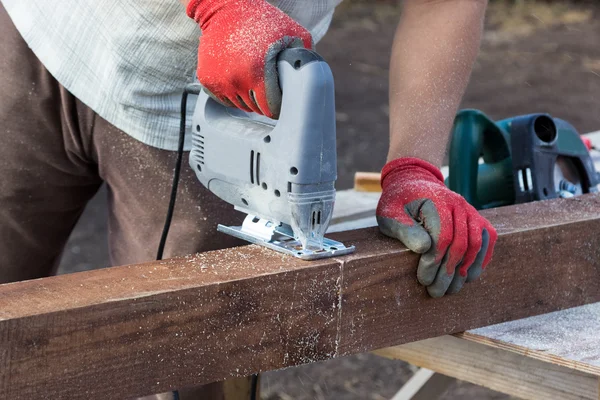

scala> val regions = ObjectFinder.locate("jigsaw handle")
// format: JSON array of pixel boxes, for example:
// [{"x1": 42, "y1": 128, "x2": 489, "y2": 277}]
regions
[
  {"x1": 274, "y1": 49, "x2": 336, "y2": 169},
  {"x1": 193, "y1": 47, "x2": 336, "y2": 183},
  {"x1": 196, "y1": 48, "x2": 332, "y2": 130}
]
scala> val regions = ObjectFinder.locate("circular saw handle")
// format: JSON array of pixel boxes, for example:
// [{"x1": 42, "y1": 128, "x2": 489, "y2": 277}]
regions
[{"x1": 447, "y1": 109, "x2": 512, "y2": 209}]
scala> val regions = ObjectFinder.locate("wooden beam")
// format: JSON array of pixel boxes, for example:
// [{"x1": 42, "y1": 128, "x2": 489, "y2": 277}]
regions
[
  {"x1": 1, "y1": 194, "x2": 600, "y2": 399},
  {"x1": 375, "y1": 336, "x2": 600, "y2": 400}
]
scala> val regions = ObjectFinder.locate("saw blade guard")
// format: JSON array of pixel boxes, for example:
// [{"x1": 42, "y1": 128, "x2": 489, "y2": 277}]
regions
[
  {"x1": 189, "y1": 48, "x2": 338, "y2": 249},
  {"x1": 288, "y1": 190, "x2": 335, "y2": 250}
]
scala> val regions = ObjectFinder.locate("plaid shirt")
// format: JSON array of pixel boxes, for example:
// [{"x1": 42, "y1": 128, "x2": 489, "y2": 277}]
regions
[{"x1": 2, "y1": 0, "x2": 340, "y2": 150}]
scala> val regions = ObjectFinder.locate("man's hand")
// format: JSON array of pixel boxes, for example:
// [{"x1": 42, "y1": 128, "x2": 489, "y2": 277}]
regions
[
  {"x1": 382, "y1": 0, "x2": 490, "y2": 296},
  {"x1": 376, "y1": 157, "x2": 497, "y2": 298},
  {"x1": 186, "y1": 0, "x2": 312, "y2": 118}
]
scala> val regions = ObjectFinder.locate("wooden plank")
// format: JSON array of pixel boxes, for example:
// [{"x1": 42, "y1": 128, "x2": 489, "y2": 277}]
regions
[
  {"x1": 1, "y1": 194, "x2": 600, "y2": 399},
  {"x1": 354, "y1": 172, "x2": 382, "y2": 192},
  {"x1": 329, "y1": 190, "x2": 379, "y2": 232},
  {"x1": 461, "y1": 302, "x2": 600, "y2": 376},
  {"x1": 351, "y1": 167, "x2": 450, "y2": 193},
  {"x1": 328, "y1": 215, "x2": 378, "y2": 233},
  {"x1": 330, "y1": 190, "x2": 380, "y2": 227},
  {"x1": 375, "y1": 335, "x2": 600, "y2": 400},
  {"x1": 0, "y1": 251, "x2": 343, "y2": 399}
]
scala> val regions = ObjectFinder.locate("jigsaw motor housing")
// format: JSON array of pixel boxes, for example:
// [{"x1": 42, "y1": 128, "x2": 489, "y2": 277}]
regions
[{"x1": 189, "y1": 49, "x2": 339, "y2": 250}]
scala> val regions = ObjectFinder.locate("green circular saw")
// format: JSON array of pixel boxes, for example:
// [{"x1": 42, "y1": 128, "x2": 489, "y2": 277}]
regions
[{"x1": 447, "y1": 109, "x2": 599, "y2": 209}]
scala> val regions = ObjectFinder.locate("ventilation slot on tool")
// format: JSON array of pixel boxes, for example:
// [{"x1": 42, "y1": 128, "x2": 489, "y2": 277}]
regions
[
  {"x1": 256, "y1": 152, "x2": 261, "y2": 185},
  {"x1": 250, "y1": 151, "x2": 261, "y2": 185},
  {"x1": 518, "y1": 168, "x2": 533, "y2": 193},
  {"x1": 193, "y1": 134, "x2": 205, "y2": 165},
  {"x1": 250, "y1": 151, "x2": 254, "y2": 184},
  {"x1": 311, "y1": 211, "x2": 322, "y2": 229}
]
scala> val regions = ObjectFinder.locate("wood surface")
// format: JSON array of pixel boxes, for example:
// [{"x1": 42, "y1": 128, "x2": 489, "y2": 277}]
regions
[
  {"x1": 330, "y1": 190, "x2": 380, "y2": 226},
  {"x1": 353, "y1": 172, "x2": 382, "y2": 192},
  {"x1": 375, "y1": 335, "x2": 600, "y2": 400},
  {"x1": 352, "y1": 168, "x2": 455, "y2": 194},
  {"x1": 461, "y1": 302, "x2": 600, "y2": 375},
  {"x1": 1, "y1": 194, "x2": 600, "y2": 399}
]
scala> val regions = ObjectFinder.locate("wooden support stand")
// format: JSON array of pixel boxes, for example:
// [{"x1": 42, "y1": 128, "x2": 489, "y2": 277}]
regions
[{"x1": 377, "y1": 332, "x2": 600, "y2": 400}]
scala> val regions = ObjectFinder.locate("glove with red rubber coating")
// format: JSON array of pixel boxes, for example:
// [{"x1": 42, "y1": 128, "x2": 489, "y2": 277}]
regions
[
  {"x1": 187, "y1": 0, "x2": 313, "y2": 119},
  {"x1": 376, "y1": 157, "x2": 498, "y2": 298}
]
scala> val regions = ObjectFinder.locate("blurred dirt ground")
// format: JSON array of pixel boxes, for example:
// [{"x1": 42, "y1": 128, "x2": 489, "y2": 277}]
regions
[{"x1": 58, "y1": 1, "x2": 600, "y2": 398}]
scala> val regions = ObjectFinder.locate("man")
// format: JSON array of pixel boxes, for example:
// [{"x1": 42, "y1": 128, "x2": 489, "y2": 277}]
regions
[{"x1": 0, "y1": 0, "x2": 496, "y2": 397}]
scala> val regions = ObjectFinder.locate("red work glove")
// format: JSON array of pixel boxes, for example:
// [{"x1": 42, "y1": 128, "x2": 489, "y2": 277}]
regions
[
  {"x1": 376, "y1": 157, "x2": 497, "y2": 298},
  {"x1": 187, "y1": 0, "x2": 313, "y2": 118}
]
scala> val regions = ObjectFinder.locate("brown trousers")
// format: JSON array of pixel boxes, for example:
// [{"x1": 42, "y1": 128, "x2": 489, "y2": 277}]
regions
[{"x1": 0, "y1": 5, "x2": 249, "y2": 399}]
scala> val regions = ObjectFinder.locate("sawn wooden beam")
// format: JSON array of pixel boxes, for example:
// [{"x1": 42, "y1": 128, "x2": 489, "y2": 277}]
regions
[{"x1": 1, "y1": 194, "x2": 599, "y2": 399}]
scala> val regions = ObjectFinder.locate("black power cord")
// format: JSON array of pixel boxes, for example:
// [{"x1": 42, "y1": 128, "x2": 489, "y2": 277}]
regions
[
  {"x1": 157, "y1": 84, "x2": 260, "y2": 400},
  {"x1": 156, "y1": 84, "x2": 201, "y2": 400},
  {"x1": 250, "y1": 374, "x2": 259, "y2": 400},
  {"x1": 156, "y1": 84, "x2": 202, "y2": 261}
]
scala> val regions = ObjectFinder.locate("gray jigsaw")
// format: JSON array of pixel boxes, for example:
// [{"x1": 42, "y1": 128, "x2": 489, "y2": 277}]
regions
[{"x1": 189, "y1": 48, "x2": 355, "y2": 260}]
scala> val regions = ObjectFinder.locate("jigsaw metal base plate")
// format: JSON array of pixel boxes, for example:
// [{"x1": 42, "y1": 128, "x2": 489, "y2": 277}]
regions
[{"x1": 217, "y1": 217, "x2": 355, "y2": 260}]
